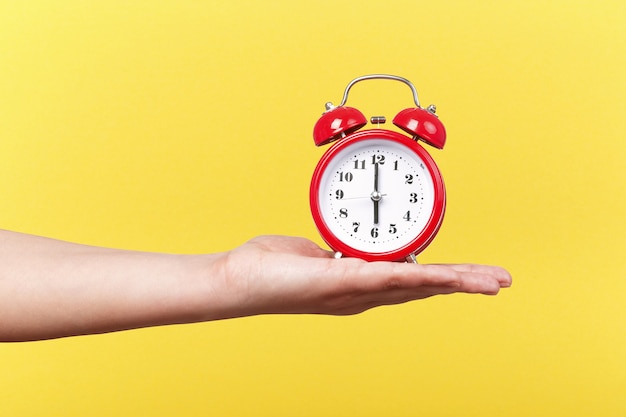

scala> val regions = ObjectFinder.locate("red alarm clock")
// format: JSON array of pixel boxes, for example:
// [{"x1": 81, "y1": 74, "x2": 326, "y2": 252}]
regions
[{"x1": 309, "y1": 74, "x2": 446, "y2": 262}]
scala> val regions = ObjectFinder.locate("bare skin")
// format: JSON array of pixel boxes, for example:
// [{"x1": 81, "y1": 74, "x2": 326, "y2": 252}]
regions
[{"x1": 0, "y1": 230, "x2": 511, "y2": 342}]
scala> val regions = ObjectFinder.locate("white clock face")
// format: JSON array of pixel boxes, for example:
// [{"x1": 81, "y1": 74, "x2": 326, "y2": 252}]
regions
[{"x1": 317, "y1": 138, "x2": 436, "y2": 254}]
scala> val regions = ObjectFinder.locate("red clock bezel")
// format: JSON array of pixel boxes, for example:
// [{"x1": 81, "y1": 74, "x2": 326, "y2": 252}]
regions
[{"x1": 310, "y1": 129, "x2": 446, "y2": 262}]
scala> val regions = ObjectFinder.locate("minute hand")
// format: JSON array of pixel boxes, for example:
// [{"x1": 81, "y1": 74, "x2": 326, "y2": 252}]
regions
[{"x1": 374, "y1": 161, "x2": 379, "y2": 193}]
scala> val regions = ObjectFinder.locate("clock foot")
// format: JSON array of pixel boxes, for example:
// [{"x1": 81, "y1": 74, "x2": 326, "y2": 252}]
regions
[
  {"x1": 334, "y1": 251, "x2": 343, "y2": 259},
  {"x1": 405, "y1": 254, "x2": 418, "y2": 263}
]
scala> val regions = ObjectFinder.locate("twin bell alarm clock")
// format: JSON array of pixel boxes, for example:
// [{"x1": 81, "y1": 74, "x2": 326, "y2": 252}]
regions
[{"x1": 309, "y1": 74, "x2": 447, "y2": 263}]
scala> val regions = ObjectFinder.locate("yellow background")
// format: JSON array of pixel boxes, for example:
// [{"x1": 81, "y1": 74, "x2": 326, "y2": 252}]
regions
[{"x1": 1, "y1": 1, "x2": 624, "y2": 416}]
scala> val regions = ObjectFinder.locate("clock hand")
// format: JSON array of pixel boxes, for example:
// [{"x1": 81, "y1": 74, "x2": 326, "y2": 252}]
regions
[
  {"x1": 342, "y1": 194, "x2": 387, "y2": 201},
  {"x1": 374, "y1": 161, "x2": 379, "y2": 193},
  {"x1": 373, "y1": 162, "x2": 380, "y2": 224},
  {"x1": 374, "y1": 199, "x2": 379, "y2": 225}
]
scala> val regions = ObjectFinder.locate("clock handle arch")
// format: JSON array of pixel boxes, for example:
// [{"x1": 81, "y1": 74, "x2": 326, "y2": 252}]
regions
[{"x1": 337, "y1": 74, "x2": 421, "y2": 108}]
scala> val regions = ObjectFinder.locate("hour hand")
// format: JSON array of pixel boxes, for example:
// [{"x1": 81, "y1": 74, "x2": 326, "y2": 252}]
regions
[
  {"x1": 371, "y1": 192, "x2": 382, "y2": 224},
  {"x1": 374, "y1": 199, "x2": 379, "y2": 224}
]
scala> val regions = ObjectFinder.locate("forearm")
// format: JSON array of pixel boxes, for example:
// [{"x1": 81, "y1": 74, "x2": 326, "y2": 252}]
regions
[{"x1": 0, "y1": 230, "x2": 223, "y2": 341}]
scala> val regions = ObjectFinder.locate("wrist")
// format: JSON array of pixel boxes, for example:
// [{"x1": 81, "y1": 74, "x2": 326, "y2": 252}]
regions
[{"x1": 180, "y1": 251, "x2": 239, "y2": 323}]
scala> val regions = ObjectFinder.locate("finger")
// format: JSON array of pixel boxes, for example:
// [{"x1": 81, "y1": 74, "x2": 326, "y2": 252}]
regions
[
  {"x1": 453, "y1": 271, "x2": 503, "y2": 295},
  {"x1": 382, "y1": 269, "x2": 502, "y2": 297},
  {"x1": 443, "y1": 264, "x2": 512, "y2": 287},
  {"x1": 328, "y1": 274, "x2": 500, "y2": 315},
  {"x1": 414, "y1": 266, "x2": 504, "y2": 295},
  {"x1": 322, "y1": 284, "x2": 461, "y2": 315},
  {"x1": 347, "y1": 262, "x2": 464, "y2": 291},
  {"x1": 308, "y1": 261, "x2": 506, "y2": 316},
  {"x1": 352, "y1": 264, "x2": 503, "y2": 297},
  {"x1": 323, "y1": 259, "x2": 511, "y2": 298}
]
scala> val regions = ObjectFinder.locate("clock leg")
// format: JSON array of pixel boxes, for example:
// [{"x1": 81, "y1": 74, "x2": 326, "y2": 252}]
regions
[
  {"x1": 405, "y1": 253, "x2": 418, "y2": 263},
  {"x1": 334, "y1": 251, "x2": 343, "y2": 259}
]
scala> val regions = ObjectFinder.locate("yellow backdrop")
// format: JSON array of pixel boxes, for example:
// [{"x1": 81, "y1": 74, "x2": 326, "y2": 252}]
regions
[{"x1": 1, "y1": 1, "x2": 624, "y2": 416}]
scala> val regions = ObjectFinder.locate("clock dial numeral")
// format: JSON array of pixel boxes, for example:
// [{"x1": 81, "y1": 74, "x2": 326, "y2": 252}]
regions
[
  {"x1": 335, "y1": 189, "x2": 344, "y2": 199},
  {"x1": 403, "y1": 211, "x2": 412, "y2": 222},
  {"x1": 339, "y1": 172, "x2": 353, "y2": 182},
  {"x1": 371, "y1": 154, "x2": 385, "y2": 165},
  {"x1": 339, "y1": 208, "x2": 348, "y2": 218},
  {"x1": 352, "y1": 222, "x2": 360, "y2": 233},
  {"x1": 389, "y1": 224, "x2": 397, "y2": 234},
  {"x1": 370, "y1": 227, "x2": 379, "y2": 238},
  {"x1": 405, "y1": 174, "x2": 414, "y2": 184},
  {"x1": 354, "y1": 160, "x2": 366, "y2": 170},
  {"x1": 409, "y1": 193, "x2": 418, "y2": 203}
]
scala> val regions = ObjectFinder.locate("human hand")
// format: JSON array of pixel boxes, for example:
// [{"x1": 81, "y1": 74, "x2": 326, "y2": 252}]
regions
[
  {"x1": 0, "y1": 231, "x2": 511, "y2": 341},
  {"x1": 213, "y1": 235, "x2": 512, "y2": 318}
]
